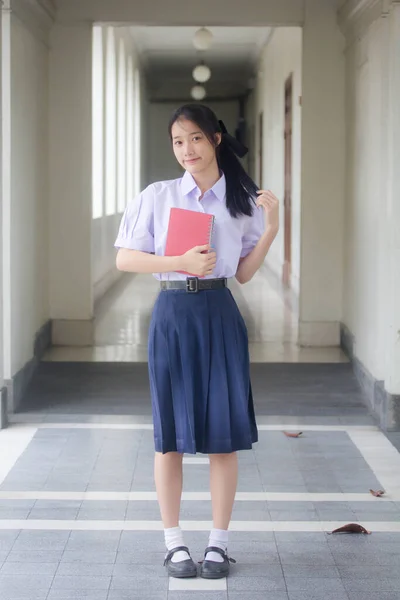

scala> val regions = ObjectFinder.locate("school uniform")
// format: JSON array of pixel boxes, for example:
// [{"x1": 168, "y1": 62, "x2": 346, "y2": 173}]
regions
[{"x1": 115, "y1": 170, "x2": 265, "y2": 455}]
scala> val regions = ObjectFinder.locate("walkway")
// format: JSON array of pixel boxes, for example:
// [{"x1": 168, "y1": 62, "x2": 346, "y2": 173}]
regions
[{"x1": 0, "y1": 271, "x2": 399, "y2": 600}]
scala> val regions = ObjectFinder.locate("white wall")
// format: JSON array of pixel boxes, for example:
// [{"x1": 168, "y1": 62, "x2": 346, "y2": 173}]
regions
[
  {"x1": 146, "y1": 100, "x2": 239, "y2": 185},
  {"x1": 255, "y1": 28, "x2": 302, "y2": 294},
  {"x1": 49, "y1": 22, "x2": 93, "y2": 335},
  {"x1": 342, "y1": 16, "x2": 392, "y2": 384},
  {"x1": 8, "y1": 13, "x2": 49, "y2": 375},
  {"x1": 299, "y1": 0, "x2": 345, "y2": 346}
]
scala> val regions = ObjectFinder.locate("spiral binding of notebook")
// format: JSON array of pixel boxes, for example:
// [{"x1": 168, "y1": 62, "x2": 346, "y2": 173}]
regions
[{"x1": 206, "y1": 215, "x2": 216, "y2": 251}]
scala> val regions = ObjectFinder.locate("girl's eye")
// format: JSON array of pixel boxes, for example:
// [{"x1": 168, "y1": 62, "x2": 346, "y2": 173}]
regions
[{"x1": 193, "y1": 136, "x2": 202, "y2": 142}]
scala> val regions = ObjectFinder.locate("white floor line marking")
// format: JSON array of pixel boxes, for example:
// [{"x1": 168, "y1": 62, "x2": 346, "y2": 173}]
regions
[
  {"x1": 169, "y1": 577, "x2": 227, "y2": 591},
  {"x1": 27, "y1": 423, "x2": 379, "y2": 431},
  {"x1": 183, "y1": 458, "x2": 209, "y2": 464},
  {"x1": 0, "y1": 491, "x2": 399, "y2": 501},
  {"x1": 348, "y1": 430, "x2": 400, "y2": 495},
  {"x1": 0, "y1": 519, "x2": 399, "y2": 532},
  {"x1": 0, "y1": 427, "x2": 38, "y2": 486}
]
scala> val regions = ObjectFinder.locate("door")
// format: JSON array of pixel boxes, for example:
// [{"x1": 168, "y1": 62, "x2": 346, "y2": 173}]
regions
[
  {"x1": 283, "y1": 75, "x2": 293, "y2": 286},
  {"x1": 258, "y1": 112, "x2": 263, "y2": 189}
]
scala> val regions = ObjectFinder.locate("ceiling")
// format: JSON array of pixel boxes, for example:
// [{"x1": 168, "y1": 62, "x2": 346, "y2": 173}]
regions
[{"x1": 130, "y1": 26, "x2": 272, "y2": 101}]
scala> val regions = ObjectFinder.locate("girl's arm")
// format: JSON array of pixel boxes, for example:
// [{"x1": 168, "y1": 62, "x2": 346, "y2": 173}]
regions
[
  {"x1": 235, "y1": 189, "x2": 279, "y2": 284},
  {"x1": 235, "y1": 225, "x2": 278, "y2": 284},
  {"x1": 116, "y1": 249, "x2": 182, "y2": 273},
  {"x1": 116, "y1": 245, "x2": 216, "y2": 276}
]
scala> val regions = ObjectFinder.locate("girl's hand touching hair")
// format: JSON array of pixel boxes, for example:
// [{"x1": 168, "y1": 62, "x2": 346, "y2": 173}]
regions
[{"x1": 256, "y1": 190, "x2": 279, "y2": 233}]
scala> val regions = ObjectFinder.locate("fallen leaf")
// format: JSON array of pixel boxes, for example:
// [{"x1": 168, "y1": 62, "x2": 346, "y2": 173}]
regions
[
  {"x1": 329, "y1": 523, "x2": 371, "y2": 535},
  {"x1": 283, "y1": 431, "x2": 303, "y2": 438},
  {"x1": 370, "y1": 489, "x2": 385, "y2": 497}
]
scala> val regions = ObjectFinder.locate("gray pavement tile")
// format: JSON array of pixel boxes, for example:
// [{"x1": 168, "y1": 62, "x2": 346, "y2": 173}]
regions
[
  {"x1": 226, "y1": 541, "x2": 279, "y2": 557},
  {"x1": 337, "y1": 565, "x2": 400, "y2": 578},
  {"x1": 56, "y1": 562, "x2": 114, "y2": 577},
  {"x1": 0, "y1": 562, "x2": 58, "y2": 575},
  {"x1": 342, "y1": 578, "x2": 400, "y2": 592},
  {"x1": 51, "y1": 575, "x2": 111, "y2": 590},
  {"x1": 287, "y1": 592, "x2": 349, "y2": 600},
  {"x1": 28, "y1": 509, "x2": 80, "y2": 519},
  {"x1": 267, "y1": 502, "x2": 316, "y2": 511},
  {"x1": 233, "y1": 563, "x2": 283, "y2": 578},
  {"x1": 352, "y1": 511, "x2": 400, "y2": 521},
  {"x1": 227, "y1": 574, "x2": 286, "y2": 591},
  {"x1": 168, "y1": 595, "x2": 227, "y2": 600},
  {"x1": 281, "y1": 565, "x2": 340, "y2": 578},
  {"x1": 33, "y1": 500, "x2": 82, "y2": 510},
  {"x1": 269, "y1": 511, "x2": 320, "y2": 521},
  {"x1": 277, "y1": 543, "x2": 336, "y2": 566},
  {"x1": 6, "y1": 550, "x2": 64, "y2": 562},
  {"x1": 108, "y1": 593, "x2": 166, "y2": 600},
  {"x1": 0, "y1": 509, "x2": 31, "y2": 519},
  {"x1": 66, "y1": 531, "x2": 121, "y2": 552},
  {"x1": 112, "y1": 563, "x2": 168, "y2": 578},
  {"x1": 0, "y1": 500, "x2": 35, "y2": 509},
  {"x1": 0, "y1": 574, "x2": 54, "y2": 591},
  {"x1": 11, "y1": 531, "x2": 70, "y2": 552},
  {"x1": 110, "y1": 575, "x2": 168, "y2": 591},
  {"x1": 228, "y1": 531, "x2": 275, "y2": 542},
  {"x1": 228, "y1": 594, "x2": 289, "y2": 600},
  {"x1": 0, "y1": 593, "x2": 48, "y2": 600},
  {"x1": 118, "y1": 531, "x2": 164, "y2": 552},
  {"x1": 48, "y1": 592, "x2": 108, "y2": 600},
  {"x1": 77, "y1": 508, "x2": 127, "y2": 520},
  {"x1": 0, "y1": 532, "x2": 20, "y2": 552},
  {"x1": 347, "y1": 593, "x2": 400, "y2": 600},
  {"x1": 274, "y1": 532, "x2": 327, "y2": 544},
  {"x1": 115, "y1": 551, "x2": 166, "y2": 565},
  {"x1": 61, "y1": 550, "x2": 117, "y2": 563},
  {"x1": 332, "y1": 551, "x2": 400, "y2": 566},
  {"x1": 285, "y1": 577, "x2": 348, "y2": 593}
]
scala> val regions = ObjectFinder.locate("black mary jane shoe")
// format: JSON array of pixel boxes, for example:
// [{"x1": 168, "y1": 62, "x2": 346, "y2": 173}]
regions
[
  {"x1": 163, "y1": 546, "x2": 198, "y2": 578},
  {"x1": 199, "y1": 546, "x2": 236, "y2": 579}
]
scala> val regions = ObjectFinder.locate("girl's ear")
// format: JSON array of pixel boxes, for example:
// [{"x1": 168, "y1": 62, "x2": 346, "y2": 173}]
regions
[{"x1": 215, "y1": 132, "x2": 222, "y2": 147}]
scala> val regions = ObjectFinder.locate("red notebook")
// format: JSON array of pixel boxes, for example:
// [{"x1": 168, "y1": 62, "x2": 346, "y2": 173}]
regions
[{"x1": 164, "y1": 207, "x2": 215, "y2": 276}]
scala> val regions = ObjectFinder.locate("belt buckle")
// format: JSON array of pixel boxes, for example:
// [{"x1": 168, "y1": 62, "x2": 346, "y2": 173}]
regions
[{"x1": 186, "y1": 277, "x2": 199, "y2": 293}]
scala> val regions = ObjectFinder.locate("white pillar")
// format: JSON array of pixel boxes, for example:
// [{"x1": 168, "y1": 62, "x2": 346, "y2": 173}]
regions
[
  {"x1": 299, "y1": 0, "x2": 346, "y2": 346},
  {"x1": 0, "y1": 2, "x2": 7, "y2": 427},
  {"x1": 385, "y1": 3, "x2": 400, "y2": 416},
  {"x1": 49, "y1": 23, "x2": 93, "y2": 345},
  {"x1": 1, "y1": 2, "x2": 11, "y2": 388}
]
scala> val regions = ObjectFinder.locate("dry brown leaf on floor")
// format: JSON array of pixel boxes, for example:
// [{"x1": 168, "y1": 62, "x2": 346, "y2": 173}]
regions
[
  {"x1": 370, "y1": 489, "x2": 385, "y2": 497},
  {"x1": 283, "y1": 431, "x2": 303, "y2": 438},
  {"x1": 329, "y1": 523, "x2": 371, "y2": 535}
]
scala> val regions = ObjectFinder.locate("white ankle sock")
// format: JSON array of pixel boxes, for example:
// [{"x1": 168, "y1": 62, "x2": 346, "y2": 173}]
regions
[
  {"x1": 164, "y1": 526, "x2": 190, "y2": 563},
  {"x1": 206, "y1": 528, "x2": 229, "y2": 563}
]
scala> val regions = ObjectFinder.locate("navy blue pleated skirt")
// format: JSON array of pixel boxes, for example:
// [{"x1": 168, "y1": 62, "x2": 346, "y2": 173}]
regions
[{"x1": 148, "y1": 286, "x2": 258, "y2": 455}]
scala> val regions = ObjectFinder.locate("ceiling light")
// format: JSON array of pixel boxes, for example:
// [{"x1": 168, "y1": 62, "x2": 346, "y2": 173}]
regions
[
  {"x1": 192, "y1": 63, "x2": 211, "y2": 83},
  {"x1": 193, "y1": 28, "x2": 213, "y2": 51},
  {"x1": 191, "y1": 85, "x2": 206, "y2": 101}
]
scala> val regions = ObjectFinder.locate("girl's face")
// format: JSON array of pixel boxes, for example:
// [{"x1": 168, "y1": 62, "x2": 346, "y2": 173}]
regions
[{"x1": 171, "y1": 118, "x2": 221, "y2": 176}]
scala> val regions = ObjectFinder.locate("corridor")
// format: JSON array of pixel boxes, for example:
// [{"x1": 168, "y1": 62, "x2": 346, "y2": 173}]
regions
[
  {"x1": 1, "y1": 271, "x2": 400, "y2": 599},
  {"x1": 1, "y1": 0, "x2": 400, "y2": 598},
  {"x1": 43, "y1": 268, "x2": 347, "y2": 364}
]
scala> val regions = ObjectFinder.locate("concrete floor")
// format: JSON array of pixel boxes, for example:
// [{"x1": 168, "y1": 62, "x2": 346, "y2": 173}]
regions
[{"x1": 1, "y1": 271, "x2": 399, "y2": 599}]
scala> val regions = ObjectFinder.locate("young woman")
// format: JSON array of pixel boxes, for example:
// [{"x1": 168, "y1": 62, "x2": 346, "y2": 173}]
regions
[{"x1": 115, "y1": 104, "x2": 279, "y2": 579}]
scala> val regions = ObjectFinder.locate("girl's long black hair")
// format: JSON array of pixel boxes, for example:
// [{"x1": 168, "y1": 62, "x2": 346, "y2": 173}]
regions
[{"x1": 168, "y1": 103, "x2": 259, "y2": 218}]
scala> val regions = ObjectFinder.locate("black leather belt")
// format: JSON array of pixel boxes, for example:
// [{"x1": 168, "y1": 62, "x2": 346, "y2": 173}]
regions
[{"x1": 160, "y1": 277, "x2": 227, "y2": 293}]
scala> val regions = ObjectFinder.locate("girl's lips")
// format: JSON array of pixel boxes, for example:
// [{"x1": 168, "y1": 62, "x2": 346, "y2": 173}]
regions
[{"x1": 185, "y1": 158, "x2": 200, "y2": 164}]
